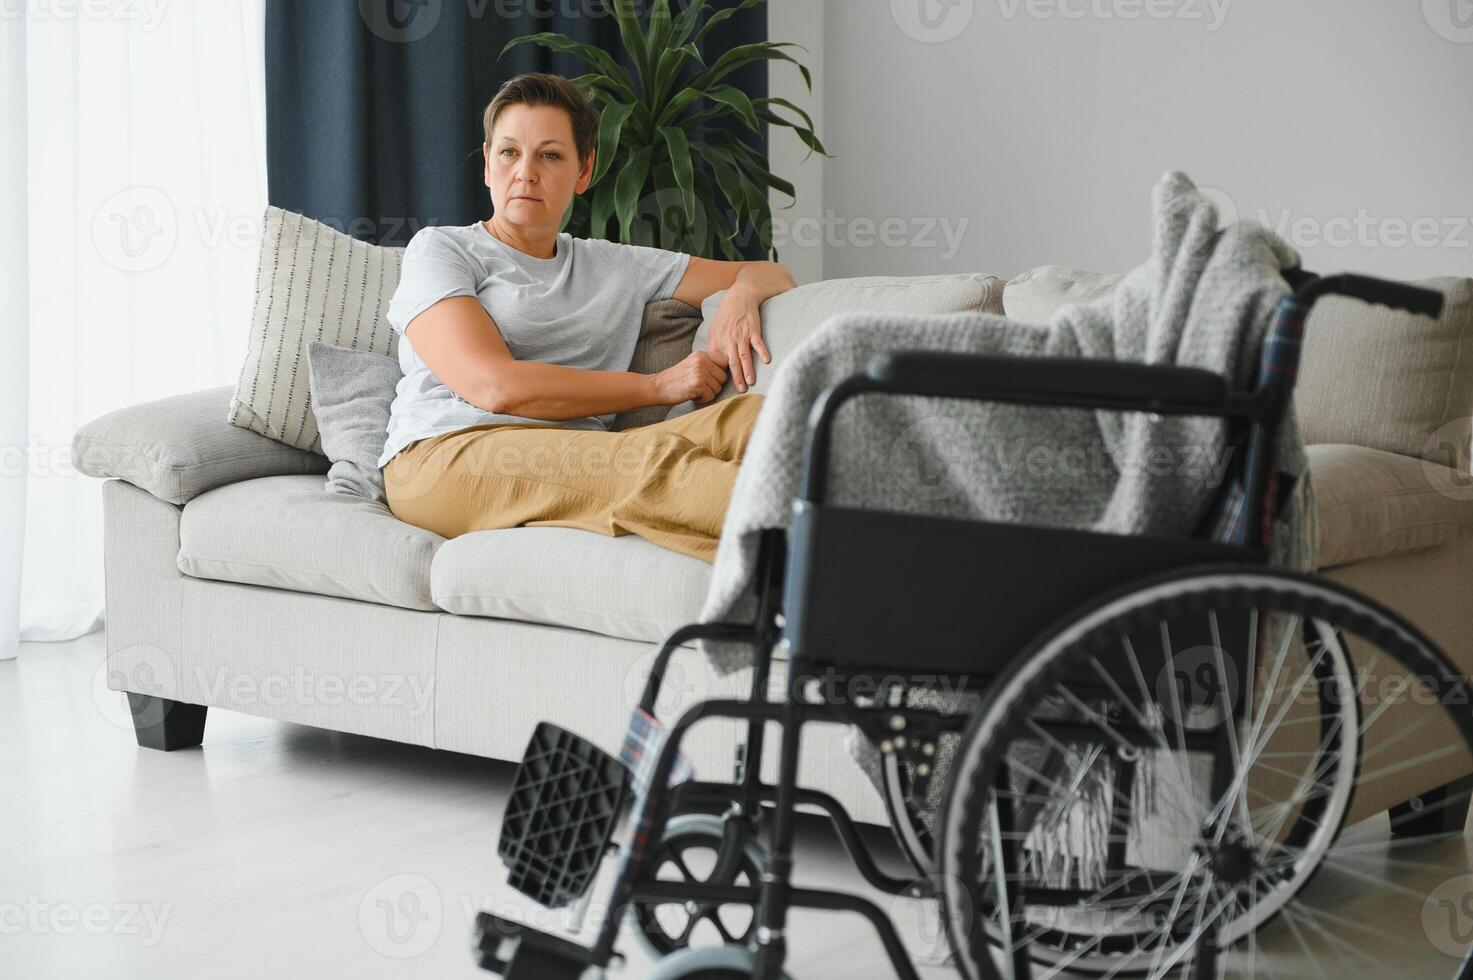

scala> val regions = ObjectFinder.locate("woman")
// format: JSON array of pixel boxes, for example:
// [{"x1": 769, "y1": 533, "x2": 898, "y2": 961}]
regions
[{"x1": 379, "y1": 73, "x2": 796, "y2": 562}]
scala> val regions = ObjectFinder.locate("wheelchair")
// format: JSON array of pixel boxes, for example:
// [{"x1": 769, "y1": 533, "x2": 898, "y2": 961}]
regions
[{"x1": 472, "y1": 272, "x2": 1473, "y2": 978}]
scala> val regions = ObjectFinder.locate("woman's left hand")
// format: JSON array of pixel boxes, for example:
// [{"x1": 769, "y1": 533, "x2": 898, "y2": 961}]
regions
[{"x1": 706, "y1": 291, "x2": 771, "y2": 394}]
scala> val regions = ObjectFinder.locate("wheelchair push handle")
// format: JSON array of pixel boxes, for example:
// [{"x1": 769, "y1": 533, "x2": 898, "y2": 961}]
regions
[{"x1": 1297, "y1": 273, "x2": 1445, "y2": 319}]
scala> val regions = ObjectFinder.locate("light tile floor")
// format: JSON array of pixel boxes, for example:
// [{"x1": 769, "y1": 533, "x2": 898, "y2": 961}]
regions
[{"x1": 4, "y1": 632, "x2": 1470, "y2": 978}]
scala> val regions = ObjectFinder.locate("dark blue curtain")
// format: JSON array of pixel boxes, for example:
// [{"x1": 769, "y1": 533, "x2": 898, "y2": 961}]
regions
[{"x1": 265, "y1": 0, "x2": 768, "y2": 249}]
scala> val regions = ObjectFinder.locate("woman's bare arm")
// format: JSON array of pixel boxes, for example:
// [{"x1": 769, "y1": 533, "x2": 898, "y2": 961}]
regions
[{"x1": 405, "y1": 296, "x2": 728, "y2": 420}]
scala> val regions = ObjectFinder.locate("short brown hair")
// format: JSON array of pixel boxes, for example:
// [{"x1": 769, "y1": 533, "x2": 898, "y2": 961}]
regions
[{"x1": 482, "y1": 73, "x2": 599, "y2": 169}]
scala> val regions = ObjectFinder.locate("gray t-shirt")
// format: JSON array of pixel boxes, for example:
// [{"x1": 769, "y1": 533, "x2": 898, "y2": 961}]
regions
[{"x1": 376, "y1": 222, "x2": 691, "y2": 469}]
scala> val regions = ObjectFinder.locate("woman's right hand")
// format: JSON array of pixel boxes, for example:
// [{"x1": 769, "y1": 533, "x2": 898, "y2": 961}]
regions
[{"x1": 651, "y1": 350, "x2": 730, "y2": 407}]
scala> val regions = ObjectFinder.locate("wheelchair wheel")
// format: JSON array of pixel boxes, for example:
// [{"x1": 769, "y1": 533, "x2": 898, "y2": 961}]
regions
[
  {"x1": 627, "y1": 814, "x2": 769, "y2": 960},
  {"x1": 883, "y1": 751, "x2": 938, "y2": 874},
  {"x1": 938, "y1": 568, "x2": 1473, "y2": 979},
  {"x1": 645, "y1": 944, "x2": 792, "y2": 979}
]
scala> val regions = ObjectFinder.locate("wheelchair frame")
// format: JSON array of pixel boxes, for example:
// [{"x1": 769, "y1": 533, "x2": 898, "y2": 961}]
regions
[{"x1": 475, "y1": 273, "x2": 1448, "y2": 980}]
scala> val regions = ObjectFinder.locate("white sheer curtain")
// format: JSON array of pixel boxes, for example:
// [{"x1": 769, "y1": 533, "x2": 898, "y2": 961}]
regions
[{"x1": 1, "y1": 0, "x2": 268, "y2": 660}]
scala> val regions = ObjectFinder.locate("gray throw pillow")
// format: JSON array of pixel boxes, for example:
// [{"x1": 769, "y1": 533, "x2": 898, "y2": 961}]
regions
[
  {"x1": 612, "y1": 297, "x2": 704, "y2": 431},
  {"x1": 305, "y1": 342, "x2": 402, "y2": 502}
]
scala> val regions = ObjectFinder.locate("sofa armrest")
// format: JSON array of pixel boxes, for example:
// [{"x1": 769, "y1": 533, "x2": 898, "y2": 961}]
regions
[{"x1": 72, "y1": 386, "x2": 329, "y2": 505}]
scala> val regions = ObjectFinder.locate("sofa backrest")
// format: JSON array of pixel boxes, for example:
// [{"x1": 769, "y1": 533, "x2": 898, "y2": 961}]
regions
[{"x1": 1002, "y1": 266, "x2": 1473, "y2": 469}]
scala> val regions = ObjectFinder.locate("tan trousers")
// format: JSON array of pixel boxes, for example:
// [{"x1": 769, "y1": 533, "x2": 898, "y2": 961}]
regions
[{"x1": 383, "y1": 394, "x2": 765, "y2": 563}]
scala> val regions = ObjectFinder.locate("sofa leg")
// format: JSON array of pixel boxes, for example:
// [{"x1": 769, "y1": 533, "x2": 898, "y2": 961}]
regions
[
  {"x1": 127, "y1": 694, "x2": 207, "y2": 751},
  {"x1": 1389, "y1": 775, "x2": 1473, "y2": 838}
]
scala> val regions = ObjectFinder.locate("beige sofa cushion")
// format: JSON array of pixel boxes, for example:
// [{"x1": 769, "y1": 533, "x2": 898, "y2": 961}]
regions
[
  {"x1": 178, "y1": 474, "x2": 444, "y2": 610},
  {"x1": 1309, "y1": 443, "x2": 1473, "y2": 569},
  {"x1": 72, "y1": 385, "x2": 329, "y2": 505},
  {"x1": 430, "y1": 526, "x2": 711, "y2": 643},
  {"x1": 1297, "y1": 278, "x2": 1473, "y2": 465},
  {"x1": 1002, "y1": 265, "x2": 1125, "y2": 323},
  {"x1": 668, "y1": 272, "x2": 1006, "y2": 419}
]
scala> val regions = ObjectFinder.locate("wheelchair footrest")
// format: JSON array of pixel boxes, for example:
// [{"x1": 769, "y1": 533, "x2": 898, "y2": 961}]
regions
[
  {"x1": 498, "y1": 722, "x2": 632, "y2": 909},
  {"x1": 474, "y1": 912, "x2": 592, "y2": 979}
]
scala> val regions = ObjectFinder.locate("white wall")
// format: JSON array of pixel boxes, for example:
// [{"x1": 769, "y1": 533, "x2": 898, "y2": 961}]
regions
[{"x1": 770, "y1": 0, "x2": 1473, "y2": 282}]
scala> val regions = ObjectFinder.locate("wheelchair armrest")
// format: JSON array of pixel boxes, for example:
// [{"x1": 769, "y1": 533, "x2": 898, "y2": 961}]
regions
[{"x1": 864, "y1": 351, "x2": 1248, "y2": 418}]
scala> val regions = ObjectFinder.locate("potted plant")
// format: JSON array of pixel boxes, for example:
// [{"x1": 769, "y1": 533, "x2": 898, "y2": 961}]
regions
[{"x1": 502, "y1": 0, "x2": 826, "y2": 261}]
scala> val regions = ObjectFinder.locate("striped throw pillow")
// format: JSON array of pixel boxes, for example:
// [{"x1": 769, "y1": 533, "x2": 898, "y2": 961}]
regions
[{"x1": 229, "y1": 208, "x2": 405, "y2": 455}]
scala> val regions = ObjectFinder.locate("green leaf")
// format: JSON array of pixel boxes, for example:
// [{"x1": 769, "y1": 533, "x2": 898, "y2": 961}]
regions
[
  {"x1": 591, "y1": 101, "x2": 634, "y2": 186},
  {"x1": 657, "y1": 85, "x2": 706, "y2": 127},
  {"x1": 729, "y1": 141, "x2": 796, "y2": 204},
  {"x1": 651, "y1": 43, "x2": 701, "y2": 109},
  {"x1": 756, "y1": 108, "x2": 828, "y2": 158},
  {"x1": 648, "y1": 0, "x2": 673, "y2": 60},
  {"x1": 590, "y1": 176, "x2": 618, "y2": 239},
  {"x1": 500, "y1": 33, "x2": 640, "y2": 101},
  {"x1": 659, "y1": 125, "x2": 697, "y2": 227},
  {"x1": 606, "y1": 0, "x2": 652, "y2": 97},
  {"x1": 708, "y1": 154, "x2": 748, "y2": 228},
  {"x1": 668, "y1": 0, "x2": 707, "y2": 48},
  {"x1": 614, "y1": 144, "x2": 653, "y2": 242},
  {"x1": 691, "y1": 41, "x2": 809, "y2": 93},
  {"x1": 704, "y1": 84, "x2": 760, "y2": 133},
  {"x1": 692, "y1": 0, "x2": 766, "y2": 46},
  {"x1": 754, "y1": 96, "x2": 817, "y2": 135}
]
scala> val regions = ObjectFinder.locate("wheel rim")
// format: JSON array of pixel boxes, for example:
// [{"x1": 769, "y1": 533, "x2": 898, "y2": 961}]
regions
[
  {"x1": 630, "y1": 814, "x2": 766, "y2": 959},
  {"x1": 939, "y1": 569, "x2": 1473, "y2": 979}
]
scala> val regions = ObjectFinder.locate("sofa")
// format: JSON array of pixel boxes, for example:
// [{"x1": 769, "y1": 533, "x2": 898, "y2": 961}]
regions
[{"x1": 73, "y1": 262, "x2": 1473, "y2": 836}]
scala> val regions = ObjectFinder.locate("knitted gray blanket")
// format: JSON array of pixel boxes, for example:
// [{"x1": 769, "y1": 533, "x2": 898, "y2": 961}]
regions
[{"x1": 696, "y1": 172, "x2": 1316, "y2": 682}]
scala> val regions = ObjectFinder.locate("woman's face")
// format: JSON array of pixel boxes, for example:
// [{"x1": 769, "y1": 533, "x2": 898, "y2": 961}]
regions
[{"x1": 484, "y1": 103, "x2": 593, "y2": 233}]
